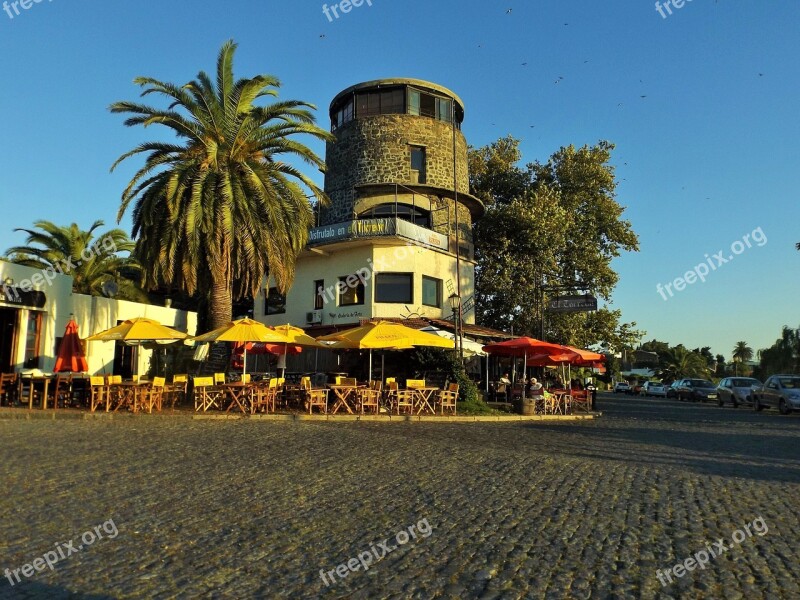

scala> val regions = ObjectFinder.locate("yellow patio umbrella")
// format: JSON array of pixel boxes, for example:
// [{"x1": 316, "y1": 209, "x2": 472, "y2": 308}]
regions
[
  {"x1": 86, "y1": 317, "x2": 189, "y2": 377},
  {"x1": 318, "y1": 321, "x2": 454, "y2": 381},
  {"x1": 86, "y1": 317, "x2": 188, "y2": 342},
  {"x1": 192, "y1": 318, "x2": 290, "y2": 377},
  {"x1": 269, "y1": 323, "x2": 328, "y2": 377}
]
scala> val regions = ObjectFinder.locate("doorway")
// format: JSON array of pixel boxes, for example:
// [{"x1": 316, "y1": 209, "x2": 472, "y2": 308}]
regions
[{"x1": 0, "y1": 307, "x2": 19, "y2": 372}]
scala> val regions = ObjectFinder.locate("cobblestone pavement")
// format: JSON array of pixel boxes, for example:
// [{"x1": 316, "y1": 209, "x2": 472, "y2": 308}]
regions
[{"x1": 1, "y1": 395, "x2": 799, "y2": 599}]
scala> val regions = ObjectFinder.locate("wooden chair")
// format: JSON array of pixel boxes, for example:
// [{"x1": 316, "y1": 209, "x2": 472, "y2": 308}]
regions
[
  {"x1": 51, "y1": 374, "x2": 72, "y2": 409},
  {"x1": 406, "y1": 379, "x2": 425, "y2": 389},
  {"x1": 251, "y1": 378, "x2": 278, "y2": 413},
  {"x1": 437, "y1": 383, "x2": 458, "y2": 415},
  {"x1": 384, "y1": 380, "x2": 398, "y2": 411},
  {"x1": 395, "y1": 385, "x2": 415, "y2": 415},
  {"x1": 241, "y1": 373, "x2": 251, "y2": 384},
  {"x1": 213, "y1": 372, "x2": 226, "y2": 385},
  {"x1": 570, "y1": 390, "x2": 591, "y2": 413},
  {"x1": 165, "y1": 374, "x2": 188, "y2": 408},
  {"x1": 89, "y1": 376, "x2": 107, "y2": 412},
  {"x1": 359, "y1": 381, "x2": 381, "y2": 415},
  {"x1": 141, "y1": 377, "x2": 165, "y2": 413},
  {"x1": 0, "y1": 373, "x2": 17, "y2": 406},
  {"x1": 301, "y1": 377, "x2": 328, "y2": 414},
  {"x1": 340, "y1": 377, "x2": 357, "y2": 387},
  {"x1": 193, "y1": 376, "x2": 223, "y2": 412}
]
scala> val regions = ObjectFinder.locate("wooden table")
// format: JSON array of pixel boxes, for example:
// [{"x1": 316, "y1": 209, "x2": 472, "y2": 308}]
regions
[
  {"x1": 328, "y1": 385, "x2": 364, "y2": 414},
  {"x1": 108, "y1": 382, "x2": 149, "y2": 413},
  {"x1": 412, "y1": 387, "x2": 440, "y2": 415},
  {"x1": 221, "y1": 382, "x2": 254, "y2": 415},
  {"x1": 18, "y1": 376, "x2": 51, "y2": 410}
]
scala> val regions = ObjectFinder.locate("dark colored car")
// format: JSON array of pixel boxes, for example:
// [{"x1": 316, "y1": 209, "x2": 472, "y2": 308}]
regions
[
  {"x1": 666, "y1": 380, "x2": 683, "y2": 399},
  {"x1": 677, "y1": 379, "x2": 718, "y2": 402},
  {"x1": 717, "y1": 377, "x2": 761, "y2": 407},
  {"x1": 753, "y1": 375, "x2": 800, "y2": 414}
]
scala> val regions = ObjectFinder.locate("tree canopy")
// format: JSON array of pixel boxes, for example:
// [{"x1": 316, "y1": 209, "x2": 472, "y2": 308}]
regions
[
  {"x1": 110, "y1": 40, "x2": 332, "y2": 329},
  {"x1": 470, "y1": 136, "x2": 640, "y2": 349},
  {"x1": 4, "y1": 220, "x2": 146, "y2": 302}
]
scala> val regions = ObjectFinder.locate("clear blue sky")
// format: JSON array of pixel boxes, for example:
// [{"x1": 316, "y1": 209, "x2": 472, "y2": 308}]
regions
[{"x1": 1, "y1": 1, "x2": 797, "y2": 359}]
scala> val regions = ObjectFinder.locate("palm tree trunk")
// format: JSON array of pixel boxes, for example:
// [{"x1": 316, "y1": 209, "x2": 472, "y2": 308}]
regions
[{"x1": 209, "y1": 280, "x2": 233, "y2": 330}]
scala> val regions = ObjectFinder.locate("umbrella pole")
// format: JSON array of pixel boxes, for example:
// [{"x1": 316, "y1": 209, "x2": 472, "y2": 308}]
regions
[
  {"x1": 523, "y1": 351, "x2": 527, "y2": 382},
  {"x1": 381, "y1": 353, "x2": 385, "y2": 383},
  {"x1": 243, "y1": 347, "x2": 248, "y2": 379}
]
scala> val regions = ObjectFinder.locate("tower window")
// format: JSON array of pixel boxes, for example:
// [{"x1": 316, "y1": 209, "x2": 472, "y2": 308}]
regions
[{"x1": 410, "y1": 146, "x2": 426, "y2": 184}]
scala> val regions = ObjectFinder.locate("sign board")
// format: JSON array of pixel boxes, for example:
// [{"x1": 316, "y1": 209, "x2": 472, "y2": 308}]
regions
[
  {"x1": 1, "y1": 285, "x2": 46, "y2": 309},
  {"x1": 308, "y1": 218, "x2": 448, "y2": 251},
  {"x1": 547, "y1": 294, "x2": 598, "y2": 313}
]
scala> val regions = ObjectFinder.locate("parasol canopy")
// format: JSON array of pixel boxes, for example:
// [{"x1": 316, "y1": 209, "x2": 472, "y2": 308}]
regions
[
  {"x1": 54, "y1": 318, "x2": 88, "y2": 372},
  {"x1": 87, "y1": 317, "x2": 188, "y2": 343}
]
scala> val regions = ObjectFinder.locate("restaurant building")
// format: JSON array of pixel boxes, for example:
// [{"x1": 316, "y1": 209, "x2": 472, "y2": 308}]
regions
[
  {"x1": 0, "y1": 260, "x2": 196, "y2": 376},
  {"x1": 256, "y1": 78, "x2": 484, "y2": 334}
]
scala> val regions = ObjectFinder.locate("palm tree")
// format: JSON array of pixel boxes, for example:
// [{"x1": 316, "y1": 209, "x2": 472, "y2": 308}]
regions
[
  {"x1": 110, "y1": 40, "x2": 332, "y2": 329},
  {"x1": 4, "y1": 220, "x2": 147, "y2": 302},
  {"x1": 732, "y1": 341, "x2": 753, "y2": 375},
  {"x1": 657, "y1": 346, "x2": 709, "y2": 381}
]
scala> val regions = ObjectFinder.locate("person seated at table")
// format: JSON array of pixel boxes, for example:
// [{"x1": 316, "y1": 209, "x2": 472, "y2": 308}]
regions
[
  {"x1": 499, "y1": 373, "x2": 511, "y2": 385},
  {"x1": 525, "y1": 377, "x2": 544, "y2": 398}
]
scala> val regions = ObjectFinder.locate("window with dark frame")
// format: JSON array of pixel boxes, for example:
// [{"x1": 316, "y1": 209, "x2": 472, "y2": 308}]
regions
[
  {"x1": 338, "y1": 274, "x2": 365, "y2": 306},
  {"x1": 410, "y1": 146, "x2": 426, "y2": 184},
  {"x1": 375, "y1": 273, "x2": 413, "y2": 304},
  {"x1": 422, "y1": 276, "x2": 442, "y2": 308},
  {"x1": 314, "y1": 279, "x2": 325, "y2": 310},
  {"x1": 23, "y1": 311, "x2": 42, "y2": 368},
  {"x1": 265, "y1": 287, "x2": 286, "y2": 315}
]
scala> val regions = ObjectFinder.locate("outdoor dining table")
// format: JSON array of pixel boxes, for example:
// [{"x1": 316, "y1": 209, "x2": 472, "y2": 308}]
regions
[
  {"x1": 412, "y1": 387, "x2": 440, "y2": 415},
  {"x1": 221, "y1": 382, "x2": 254, "y2": 415},
  {"x1": 109, "y1": 381, "x2": 150, "y2": 413},
  {"x1": 327, "y1": 385, "x2": 365, "y2": 414}
]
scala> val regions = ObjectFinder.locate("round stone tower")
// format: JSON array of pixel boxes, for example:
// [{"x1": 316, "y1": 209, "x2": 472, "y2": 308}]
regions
[{"x1": 321, "y1": 78, "x2": 483, "y2": 245}]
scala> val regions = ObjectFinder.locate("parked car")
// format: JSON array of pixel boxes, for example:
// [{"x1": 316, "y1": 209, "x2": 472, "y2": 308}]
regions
[
  {"x1": 716, "y1": 377, "x2": 761, "y2": 407},
  {"x1": 613, "y1": 382, "x2": 631, "y2": 393},
  {"x1": 752, "y1": 375, "x2": 800, "y2": 414},
  {"x1": 666, "y1": 380, "x2": 683, "y2": 399},
  {"x1": 630, "y1": 382, "x2": 646, "y2": 396},
  {"x1": 641, "y1": 381, "x2": 667, "y2": 397},
  {"x1": 676, "y1": 379, "x2": 719, "y2": 402}
]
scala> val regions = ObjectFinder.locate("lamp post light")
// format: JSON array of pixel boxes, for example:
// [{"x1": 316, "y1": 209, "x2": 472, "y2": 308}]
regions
[{"x1": 448, "y1": 293, "x2": 463, "y2": 366}]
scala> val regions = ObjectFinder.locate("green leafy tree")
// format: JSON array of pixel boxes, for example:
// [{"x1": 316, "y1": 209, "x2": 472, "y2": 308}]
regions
[
  {"x1": 470, "y1": 137, "x2": 640, "y2": 347},
  {"x1": 732, "y1": 341, "x2": 753, "y2": 376},
  {"x1": 4, "y1": 220, "x2": 146, "y2": 302},
  {"x1": 756, "y1": 326, "x2": 800, "y2": 377},
  {"x1": 110, "y1": 40, "x2": 332, "y2": 329}
]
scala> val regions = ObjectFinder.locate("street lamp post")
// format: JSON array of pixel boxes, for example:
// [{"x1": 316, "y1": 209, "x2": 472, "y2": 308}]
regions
[{"x1": 449, "y1": 293, "x2": 463, "y2": 366}]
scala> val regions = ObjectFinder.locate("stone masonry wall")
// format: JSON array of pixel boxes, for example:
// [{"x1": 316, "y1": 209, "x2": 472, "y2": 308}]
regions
[{"x1": 321, "y1": 114, "x2": 470, "y2": 226}]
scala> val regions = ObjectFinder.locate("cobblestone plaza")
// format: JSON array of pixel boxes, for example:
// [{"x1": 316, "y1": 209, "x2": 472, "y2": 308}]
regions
[{"x1": 1, "y1": 395, "x2": 799, "y2": 599}]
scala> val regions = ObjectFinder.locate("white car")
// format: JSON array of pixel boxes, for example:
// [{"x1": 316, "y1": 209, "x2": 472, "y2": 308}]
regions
[
  {"x1": 641, "y1": 381, "x2": 666, "y2": 397},
  {"x1": 613, "y1": 382, "x2": 631, "y2": 393}
]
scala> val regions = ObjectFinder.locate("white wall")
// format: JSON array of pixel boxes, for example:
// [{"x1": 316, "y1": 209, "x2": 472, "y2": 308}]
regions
[
  {"x1": 74, "y1": 295, "x2": 197, "y2": 375},
  {"x1": 0, "y1": 260, "x2": 197, "y2": 375},
  {"x1": 256, "y1": 240, "x2": 476, "y2": 328}
]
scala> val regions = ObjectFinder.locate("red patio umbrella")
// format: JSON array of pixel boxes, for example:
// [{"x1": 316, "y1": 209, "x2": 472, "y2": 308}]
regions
[
  {"x1": 54, "y1": 319, "x2": 88, "y2": 372},
  {"x1": 482, "y1": 337, "x2": 569, "y2": 383}
]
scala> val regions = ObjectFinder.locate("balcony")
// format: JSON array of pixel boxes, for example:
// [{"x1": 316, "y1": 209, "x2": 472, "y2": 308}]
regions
[{"x1": 306, "y1": 217, "x2": 474, "y2": 260}]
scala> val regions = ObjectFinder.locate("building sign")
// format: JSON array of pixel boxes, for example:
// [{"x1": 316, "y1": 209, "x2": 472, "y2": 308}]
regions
[
  {"x1": 1, "y1": 284, "x2": 46, "y2": 309},
  {"x1": 547, "y1": 294, "x2": 598, "y2": 313},
  {"x1": 308, "y1": 218, "x2": 448, "y2": 250}
]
